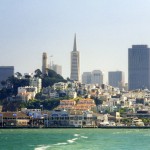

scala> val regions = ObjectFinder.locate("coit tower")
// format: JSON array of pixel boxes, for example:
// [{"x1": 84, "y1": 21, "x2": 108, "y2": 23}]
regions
[
  {"x1": 42, "y1": 52, "x2": 48, "y2": 75},
  {"x1": 70, "y1": 34, "x2": 80, "y2": 81}
]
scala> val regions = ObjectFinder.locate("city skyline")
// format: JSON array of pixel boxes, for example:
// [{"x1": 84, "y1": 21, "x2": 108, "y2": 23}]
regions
[{"x1": 1, "y1": 0, "x2": 150, "y2": 82}]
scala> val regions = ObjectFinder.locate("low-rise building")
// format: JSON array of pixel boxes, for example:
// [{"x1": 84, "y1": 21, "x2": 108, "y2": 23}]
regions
[
  {"x1": 57, "y1": 100, "x2": 76, "y2": 110},
  {"x1": 53, "y1": 82, "x2": 68, "y2": 90},
  {"x1": 48, "y1": 110, "x2": 69, "y2": 127},
  {"x1": 0, "y1": 112, "x2": 30, "y2": 127},
  {"x1": 68, "y1": 91, "x2": 77, "y2": 99},
  {"x1": 17, "y1": 86, "x2": 37, "y2": 101}
]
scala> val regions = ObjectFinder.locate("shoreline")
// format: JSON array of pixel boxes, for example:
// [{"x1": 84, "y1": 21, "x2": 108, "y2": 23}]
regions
[{"x1": 0, "y1": 126, "x2": 150, "y2": 129}]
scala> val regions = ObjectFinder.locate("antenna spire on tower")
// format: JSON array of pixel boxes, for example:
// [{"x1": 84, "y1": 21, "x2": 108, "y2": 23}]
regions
[{"x1": 73, "y1": 33, "x2": 77, "y2": 51}]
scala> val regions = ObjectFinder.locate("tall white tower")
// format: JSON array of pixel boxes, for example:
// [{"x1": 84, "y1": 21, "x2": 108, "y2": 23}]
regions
[{"x1": 70, "y1": 34, "x2": 80, "y2": 81}]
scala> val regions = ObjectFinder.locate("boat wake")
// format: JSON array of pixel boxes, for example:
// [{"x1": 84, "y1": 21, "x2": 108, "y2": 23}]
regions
[
  {"x1": 81, "y1": 136, "x2": 88, "y2": 139},
  {"x1": 67, "y1": 138, "x2": 78, "y2": 143},
  {"x1": 34, "y1": 133, "x2": 88, "y2": 150},
  {"x1": 35, "y1": 145, "x2": 51, "y2": 150},
  {"x1": 54, "y1": 142, "x2": 68, "y2": 145},
  {"x1": 74, "y1": 134, "x2": 80, "y2": 137}
]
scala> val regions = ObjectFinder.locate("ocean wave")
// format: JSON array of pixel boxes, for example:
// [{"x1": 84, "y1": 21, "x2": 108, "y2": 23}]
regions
[
  {"x1": 112, "y1": 130, "x2": 134, "y2": 135},
  {"x1": 72, "y1": 138, "x2": 78, "y2": 140},
  {"x1": 67, "y1": 137, "x2": 79, "y2": 143},
  {"x1": 74, "y1": 134, "x2": 80, "y2": 137},
  {"x1": 67, "y1": 139, "x2": 75, "y2": 143},
  {"x1": 81, "y1": 136, "x2": 88, "y2": 139},
  {"x1": 34, "y1": 145, "x2": 51, "y2": 150},
  {"x1": 54, "y1": 142, "x2": 68, "y2": 145}
]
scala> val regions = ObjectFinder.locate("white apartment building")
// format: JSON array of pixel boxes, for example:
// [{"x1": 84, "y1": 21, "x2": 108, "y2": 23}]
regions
[
  {"x1": 68, "y1": 91, "x2": 77, "y2": 99},
  {"x1": 53, "y1": 82, "x2": 68, "y2": 90},
  {"x1": 29, "y1": 77, "x2": 42, "y2": 93},
  {"x1": 18, "y1": 86, "x2": 37, "y2": 100}
]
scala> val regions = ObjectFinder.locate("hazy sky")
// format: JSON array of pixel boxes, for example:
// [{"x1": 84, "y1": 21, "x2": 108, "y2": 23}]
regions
[{"x1": 1, "y1": 0, "x2": 150, "y2": 82}]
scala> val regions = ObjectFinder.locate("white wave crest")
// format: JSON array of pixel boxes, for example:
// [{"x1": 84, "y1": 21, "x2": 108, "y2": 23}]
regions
[
  {"x1": 72, "y1": 138, "x2": 78, "y2": 141},
  {"x1": 34, "y1": 145, "x2": 51, "y2": 150},
  {"x1": 67, "y1": 137, "x2": 78, "y2": 143},
  {"x1": 74, "y1": 134, "x2": 80, "y2": 137},
  {"x1": 67, "y1": 139, "x2": 75, "y2": 143},
  {"x1": 81, "y1": 136, "x2": 88, "y2": 139},
  {"x1": 54, "y1": 142, "x2": 68, "y2": 145}
]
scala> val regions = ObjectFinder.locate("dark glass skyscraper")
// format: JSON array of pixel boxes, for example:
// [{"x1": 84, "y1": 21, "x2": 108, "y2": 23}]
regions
[
  {"x1": 0, "y1": 66, "x2": 14, "y2": 87},
  {"x1": 128, "y1": 45, "x2": 150, "y2": 90}
]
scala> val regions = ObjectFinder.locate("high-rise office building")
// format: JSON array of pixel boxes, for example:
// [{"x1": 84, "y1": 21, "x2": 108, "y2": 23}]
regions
[
  {"x1": 108, "y1": 71, "x2": 125, "y2": 89},
  {"x1": 82, "y1": 72, "x2": 92, "y2": 84},
  {"x1": 0, "y1": 66, "x2": 14, "y2": 86},
  {"x1": 42, "y1": 52, "x2": 48, "y2": 75},
  {"x1": 128, "y1": 45, "x2": 150, "y2": 90},
  {"x1": 91, "y1": 70, "x2": 103, "y2": 86},
  {"x1": 51, "y1": 64, "x2": 62, "y2": 76},
  {"x1": 70, "y1": 34, "x2": 80, "y2": 81}
]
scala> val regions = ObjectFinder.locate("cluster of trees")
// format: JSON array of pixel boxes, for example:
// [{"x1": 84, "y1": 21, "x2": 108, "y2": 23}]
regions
[
  {"x1": 0, "y1": 76, "x2": 29, "y2": 100},
  {"x1": 141, "y1": 118, "x2": 150, "y2": 125},
  {"x1": 42, "y1": 69, "x2": 66, "y2": 87},
  {"x1": 26, "y1": 99, "x2": 60, "y2": 110},
  {"x1": 90, "y1": 95, "x2": 104, "y2": 106},
  {"x1": 2, "y1": 99, "x2": 26, "y2": 112},
  {"x1": 0, "y1": 69, "x2": 67, "y2": 111},
  {"x1": 2, "y1": 98, "x2": 61, "y2": 112}
]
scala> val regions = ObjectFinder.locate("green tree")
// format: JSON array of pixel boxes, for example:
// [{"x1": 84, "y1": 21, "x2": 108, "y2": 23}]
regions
[
  {"x1": 1, "y1": 80, "x2": 6, "y2": 87},
  {"x1": 34, "y1": 69, "x2": 42, "y2": 78},
  {"x1": 15, "y1": 72, "x2": 22, "y2": 78},
  {"x1": 7, "y1": 76, "x2": 29, "y2": 95},
  {"x1": 42, "y1": 69, "x2": 66, "y2": 87},
  {"x1": 24, "y1": 74, "x2": 31, "y2": 79},
  {"x1": 94, "y1": 97, "x2": 103, "y2": 105}
]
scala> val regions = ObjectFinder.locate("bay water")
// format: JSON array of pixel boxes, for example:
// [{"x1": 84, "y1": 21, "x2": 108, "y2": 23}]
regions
[{"x1": 0, "y1": 128, "x2": 150, "y2": 150}]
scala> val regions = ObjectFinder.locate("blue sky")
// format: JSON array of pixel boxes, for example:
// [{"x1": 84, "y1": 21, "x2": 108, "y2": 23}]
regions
[{"x1": 1, "y1": 0, "x2": 150, "y2": 82}]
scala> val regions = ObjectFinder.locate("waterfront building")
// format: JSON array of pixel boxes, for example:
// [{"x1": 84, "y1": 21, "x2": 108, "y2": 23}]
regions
[
  {"x1": 82, "y1": 72, "x2": 91, "y2": 84},
  {"x1": 128, "y1": 45, "x2": 150, "y2": 90},
  {"x1": 42, "y1": 52, "x2": 48, "y2": 76},
  {"x1": 0, "y1": 66, "x2": 14, "y2": 87},
  {"x1": 49, "y1": 109, "x2": 69, "y2": 127},
  {"x1": 91, "y1": 70, "x2": 103, "y2": 86},
  {"x1": 108, "y1": 71, "x2": 125, "y2": 89},
  {"x1": 69, "y1": 110, "x2": 83, "y2": 127},
  {"x1": 70, "y1": 34, "x2": 80, "y2": 81},
  {"x1": 0, "y1": 112, "x2": 30, "y2": 127},
  {"x1": 48, "y1": 109, "x2": 98, "y2": 127}
]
